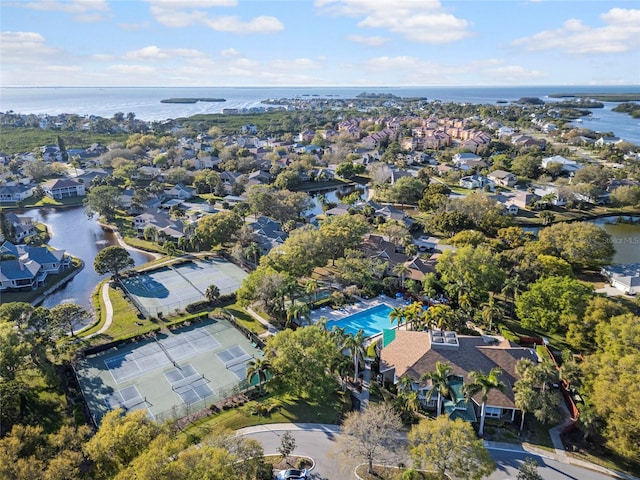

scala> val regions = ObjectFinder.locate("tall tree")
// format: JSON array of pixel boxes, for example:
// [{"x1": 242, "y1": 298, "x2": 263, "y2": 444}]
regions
[
  {"x1": 408, "y1": 416, "x2": 495, "y2": 480},
  {"x1": 463, "y1": 367, "x2": 506, "y2": 436},
  {"x1": 264, "y1": 324, "x2": 340, "y2": 398},
  {"x1": 334, "y1": 402, "x2": 403, "y2": 474},
  {"x1": 342, "y1": 329, "x2": 367, "y2": 382},
  {"x1": 93, "y1": 245, "x2": 134, "y2": 279},
  {"x1": 49, "y1": 303, "x2": 89, "y2": 338},
  {"x1": 246, "y1": 357, "x2": 272, "y2": 395},
  {"x1": 84, "y1": 185, "x2": 122, "y2": 221}
]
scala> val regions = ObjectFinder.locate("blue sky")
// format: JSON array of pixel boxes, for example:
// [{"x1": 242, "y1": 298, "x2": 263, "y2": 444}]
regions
[{"x1": 2, "y1": 0, "x2": 639, "y2": 87}]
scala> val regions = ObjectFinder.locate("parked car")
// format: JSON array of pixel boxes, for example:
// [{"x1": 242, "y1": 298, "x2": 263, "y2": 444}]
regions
[{"x1": 276, "y1": 468, "x2": 308, "y2": 479}]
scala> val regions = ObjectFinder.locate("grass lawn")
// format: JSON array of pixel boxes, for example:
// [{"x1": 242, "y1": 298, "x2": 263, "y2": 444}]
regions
[
  {"x1": 123, "y1": 235, "x2": 166, "y2": 254},
  {"x1": 19, "y1": 196, "x2": 85, "y2": 208},
  {"x1": 220, "y1": 303, "x2": 267, "y2": 335},
  {"x1": 499, "y1": 316, "x2": 572, "y2": 353},
  {"x1": 183, "y1": 391, "x2": 348, "y2": 436}
]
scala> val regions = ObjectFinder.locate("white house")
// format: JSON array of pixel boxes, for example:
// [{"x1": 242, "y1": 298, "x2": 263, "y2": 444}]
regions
[
  {"x1": 41, "y1": 179, "x2": 86, "y2": 200},
  {"x1": 541, "y1": 155, "x2": 581, "y2": 173},
  {"x1": 459, "y1": 175, "x2": 494, "y2": 191},
  {"x1": 601, "y1": 264, "x2": 640, "y2": 295}
]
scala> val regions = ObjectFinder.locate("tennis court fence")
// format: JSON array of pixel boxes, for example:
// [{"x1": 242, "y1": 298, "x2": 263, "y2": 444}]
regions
[
  {"x1": 119, "y1": 281, "x2": 236, "y2": 318},
  {"x1": 154, "y1": 377, "x2": 250, "y2": 424}
]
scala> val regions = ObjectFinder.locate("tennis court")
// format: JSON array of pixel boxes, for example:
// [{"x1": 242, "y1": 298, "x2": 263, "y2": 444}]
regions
[
  {"x1": 120, "y1": 258, "x2": 248, "y2": 317},
  {"x1": 75, "y1": 317, "x2": 263, "y2": 425}
]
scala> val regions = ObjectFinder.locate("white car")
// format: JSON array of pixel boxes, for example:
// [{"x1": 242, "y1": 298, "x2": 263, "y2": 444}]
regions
[{"x1": 276, "y1": 468, "x2": 309, "y2": 480}]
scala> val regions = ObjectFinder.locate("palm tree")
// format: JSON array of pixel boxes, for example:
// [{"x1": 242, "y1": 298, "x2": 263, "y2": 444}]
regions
[
  {"x1": 420, "y1": 361, "x2": 458, "y2": 416},
  {"x1": 205, "y1": 284, "x2": 220, "y2": 305},
  {"x1": 463, "y1": 367, "x2": 506, "y2": 436},
  {"x1": 342, "y1": 329, "x2": 367, "y2": 382},
  {"x1": 389, "y1": 306, "x2": 406, "y2": 331},
  {"x1": 481, "y1": 293, "x2": 503, "y2": 332},
  {"x1": 514, "y1": 379, "x2": 537, "y2": 433},
  {"x1": 305, "y1": 278, "x2": 319, "y2": 303},
  {"x1": 246, "y1": 357, "x2": 272, "y2": 395},
  {"x1": 424, "y1": 304, "x2": 455, "y2": 331},
  {"x1": 285, "y1": 301, "x2": 310, "y2": 328},
  {"x1": 539, "y1": 210, "x2": 556, "y2": 225},
  {"x1": 397, "y1": 374, "x2": 415, "y2": 395},
  {"x1": 502, "y1": 275, "x2": 523, "y2": 315},
  {"x1": 393, "y1": 263, "x2": 410, "y2": 287},
  {"x1": 402, "y1": 302, "x2": 422, "y2": 331}
]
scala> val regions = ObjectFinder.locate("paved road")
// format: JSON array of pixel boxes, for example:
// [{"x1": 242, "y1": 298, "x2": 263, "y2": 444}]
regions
[{"x1": 239, "y1": 424, "x2": 633, "y2": 480}]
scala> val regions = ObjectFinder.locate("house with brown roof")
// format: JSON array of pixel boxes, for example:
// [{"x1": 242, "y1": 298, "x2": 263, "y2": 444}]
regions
[{"x1": 380, "y1": 329, "x2": 537, "y2": 423}]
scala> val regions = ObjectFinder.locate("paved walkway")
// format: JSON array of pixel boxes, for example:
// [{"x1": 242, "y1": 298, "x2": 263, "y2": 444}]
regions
[{"x1": 245, "y1": 306, "x2": 279, "y2": 338}]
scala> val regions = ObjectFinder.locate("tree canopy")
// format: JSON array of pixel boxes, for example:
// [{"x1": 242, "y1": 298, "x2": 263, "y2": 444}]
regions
[
  {"x1": 408, "y1": 416, "x2": 495, "y2": 480},
  {"x1": 93, "y1": 246, "x2": 134, "y2": 278}
]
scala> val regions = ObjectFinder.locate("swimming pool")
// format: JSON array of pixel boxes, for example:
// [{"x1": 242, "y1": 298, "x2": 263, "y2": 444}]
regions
[{"x1": 326, "y1": 304, "x2": 394, "y2": 338}]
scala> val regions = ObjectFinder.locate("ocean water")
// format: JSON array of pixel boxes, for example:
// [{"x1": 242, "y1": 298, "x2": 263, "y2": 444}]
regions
[{"x1": 1, "y1": 85, "x2": 639, "y2": 143}]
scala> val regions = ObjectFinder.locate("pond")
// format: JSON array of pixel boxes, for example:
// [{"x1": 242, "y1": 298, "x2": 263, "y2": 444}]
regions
[
  {"x1": 308, "y1": 183, "x2": 369, "y2": 216},
  {"x1": 588, "y1": 216, "x2": 640, "y2": 265},
  {"x1": 18, "y1": 206, "x2": 155, "y2": 311}
]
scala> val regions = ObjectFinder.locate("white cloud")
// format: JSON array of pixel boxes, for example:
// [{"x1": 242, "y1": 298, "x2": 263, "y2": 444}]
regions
[
  {"x1": 146, "y1": 0, "x2": 283, "y2": 33},
  {"x1": 200, "y1": 16, "x2": 283, "y2": 33},
  {"x1": 0, "y1": 31, "x2": 61, "y2": 63},
  {"x1": 47, "y1": 65, "x2": 83, "y2": 72},
  {"x1": 220, "y1": 48, "x2": 241, "y2": 57},
  {"x1": 512, "y1": 8, "x2": 640, "y2": 54},
  {"x1": 346, "y1": 34, "x2": 388, "y2": 46},
  {"x1": 15, "y1": 0, "x2": 111, "y2": 22},
  {"x1": 124, "y1": 46, "x2": 205, "y2": 61},
  {"x1": 315, "y1": 0, "x2": 472, "y2": 43}
]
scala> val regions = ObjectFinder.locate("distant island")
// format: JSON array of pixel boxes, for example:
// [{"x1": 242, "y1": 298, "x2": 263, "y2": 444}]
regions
[
  {"x1": 549, "y1": 93, "x2": 640, "y2": 102},
  {"x1": 160, "y1": 98, "x2": 226, "y2": 104}
]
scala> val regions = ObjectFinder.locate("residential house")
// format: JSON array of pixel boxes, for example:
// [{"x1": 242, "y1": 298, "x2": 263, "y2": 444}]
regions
[
  {"x1": 133, "y1": 210, "x2": 188, "y2": 241},
  {"x1": 511, "y1": 135, "x2": 546, "y2": 148},
  {"x1": 248, "y1": 216, "x2": 288, "y2": 254},
  {"x1": 75, "y1": 168, "x2": 109, "y2": 189},
  {"x1": 459, "y1": 175, "x2": 495, "y2": 191},
  {"x1": 601, "y1": 263, "x2": 640, "y2": 296},
  {"x1": 164, "y1": 184, "x2": 195, "y2": 200},
  {"x1": 41, "y1": 179, "x2": 85, "y2": 200},
  {"x1": 541, "y1": 155, "x2": 582, "y2": 173},
  {"x1": 509, "y1": 191, "x2": 541, "y2": 209},
  {"x1": 0, "y1": 242, "x2": 71, "y2": 291},
  {"x1": 20, "y1": 246, "x2": 70, "y2": 274},
  {"x1": 487, "y1": 170, "x2": 517, "y2": 187},
  {"x1": 0, "y1": 184, "x2": 34, "y2": 203},
  {"x1": 1, "y1": 214, "x2": 37, "y2": 242},
  {"x1": 380, "y1": 329, "x2": 537, "y2": 423},
  {"x1": 0, "y1": 259, "x2": 43, "y2": 291},
  {"x1": 595, "y1": 136, "x2": 623, "y2": 148}
]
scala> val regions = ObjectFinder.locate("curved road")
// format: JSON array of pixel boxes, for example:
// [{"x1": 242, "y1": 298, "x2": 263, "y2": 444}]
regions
[{"x1": 238, "y1": 424, "x2": 634, "y2": 480}]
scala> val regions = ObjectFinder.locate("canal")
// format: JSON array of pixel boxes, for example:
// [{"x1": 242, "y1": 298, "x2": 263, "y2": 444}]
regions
[{"x1": 18, "y1": 206, "x2": 155, "y2": 311}]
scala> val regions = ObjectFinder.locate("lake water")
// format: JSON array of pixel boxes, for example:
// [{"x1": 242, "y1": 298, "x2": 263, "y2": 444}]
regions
[
  {"x1": 588, "y1": 217, "x2": 640, "y2": 265},
  {"x1": 17, "y1": 206, "x2": 155, "y2": 311}
]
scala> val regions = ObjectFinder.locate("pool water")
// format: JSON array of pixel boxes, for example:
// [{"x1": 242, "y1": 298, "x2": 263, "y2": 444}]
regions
[{"x1": 327, "y1": 304, "x2": 394, "y2": 338}]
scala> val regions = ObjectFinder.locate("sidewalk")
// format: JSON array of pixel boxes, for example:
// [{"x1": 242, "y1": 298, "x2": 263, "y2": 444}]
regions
[{"x1": 245, "y1": 306, "x2": 279, "y2": 338}]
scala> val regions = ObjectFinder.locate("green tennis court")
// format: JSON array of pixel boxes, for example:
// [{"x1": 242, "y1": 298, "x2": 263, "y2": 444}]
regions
[
  {"x1": 120, "y1": 258, "x2": 248, "y2": 317},
  {"x1": 75, "y1": 317, "x2": 263, "y2": 425}
]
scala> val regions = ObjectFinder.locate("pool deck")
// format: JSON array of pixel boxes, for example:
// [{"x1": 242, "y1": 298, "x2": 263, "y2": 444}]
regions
[{"x1": 308, "y1": 294, "x2": 409, "y2": 329}]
